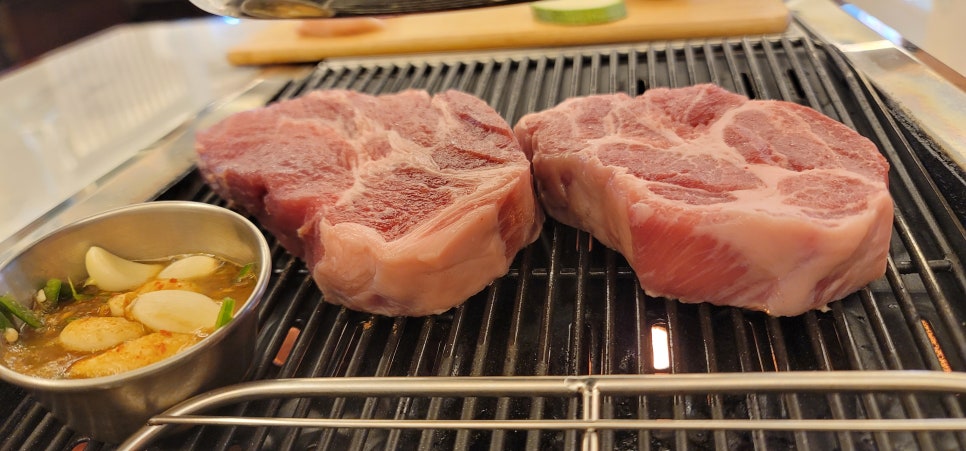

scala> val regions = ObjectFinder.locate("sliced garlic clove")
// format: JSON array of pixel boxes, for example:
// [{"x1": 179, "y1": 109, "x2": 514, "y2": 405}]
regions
[
  {"x1": 137, "y1": 278, "x2": 201, "y2": 294},
  {"x1": 59, "y1": 317, "x2": 145, "y2": 352},
  {"x1": 157, "y1": 255, "x2": 220, "y2": 280},
  {"x1": 66, "y1": 332, "x2": 199, "y2": 378},
  {"x1": 107, "y1": 292, "x2": 137, "y2": 317},
  {"x1": 129, "y1": 290, "x2": 220, "y2": 333},
  {"x1": 85, "y1": 246, "x2": 163, "y2": 292}
]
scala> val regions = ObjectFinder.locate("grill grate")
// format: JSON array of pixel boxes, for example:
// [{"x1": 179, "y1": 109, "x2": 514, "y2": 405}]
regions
[{"x1": 3, "y1": 33, "x2": 966, "y2": 451}]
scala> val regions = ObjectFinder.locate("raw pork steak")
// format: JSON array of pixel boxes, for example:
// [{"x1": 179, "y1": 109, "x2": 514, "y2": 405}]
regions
[
  {"x1": 514, "y1": 84, "x2": 893, "y2": 316},
  {"x1": 197, "y1": 89, "x2": 543, "y2": 316}
]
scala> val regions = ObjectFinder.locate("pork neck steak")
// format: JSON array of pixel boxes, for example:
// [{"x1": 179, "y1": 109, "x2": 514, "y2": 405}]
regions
[
  {"x1": 514, "y1": 84, "x2": 893, "y2": 316},
  {"x1": 197, "y1": 89, "x2": 543, "y2": 316}
]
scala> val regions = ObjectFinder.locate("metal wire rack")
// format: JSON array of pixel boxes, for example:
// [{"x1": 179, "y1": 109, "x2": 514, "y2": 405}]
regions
[{"x1": 119, "y1": 371, "x2": 966, "y2": 450}]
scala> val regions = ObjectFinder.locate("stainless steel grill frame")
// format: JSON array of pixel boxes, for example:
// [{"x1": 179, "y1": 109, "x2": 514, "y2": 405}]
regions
[{"x1": 2, "y1": 24, "x2": 966, "y2": 451}]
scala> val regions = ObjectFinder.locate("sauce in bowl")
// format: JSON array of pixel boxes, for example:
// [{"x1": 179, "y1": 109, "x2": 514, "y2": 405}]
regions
[{"x1": 0, "y1": 249, "x2": 256, "y2": 379}]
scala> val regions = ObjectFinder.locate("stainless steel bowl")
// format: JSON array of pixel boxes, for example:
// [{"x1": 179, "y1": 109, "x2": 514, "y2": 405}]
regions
[{"x1": 0, "y1": 201, "x2": 272, "y2": 443}]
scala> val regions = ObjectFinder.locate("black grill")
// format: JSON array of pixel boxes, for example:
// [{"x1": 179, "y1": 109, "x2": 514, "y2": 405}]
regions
[{"x1": 2, "y1": 31, "x2": 966, "y2": 451}]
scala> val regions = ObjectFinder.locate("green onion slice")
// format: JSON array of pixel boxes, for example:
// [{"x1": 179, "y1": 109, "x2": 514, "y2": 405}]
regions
[
  {"x1": 215, "y1": 297, "x2": 236, "y2": 329},
  {"x1": 0, "y1": 309, "x2": 15, "y2": 331},
  {"x1": 0, "y1": 294, "x2": 42, "y2": 328},
  {"x1": 233, "y1": 263, "x2": 255, "y2": 284},
  {"x1": 67, "y1": 278, "x2": 91, "y2": 302},
  {"x1": 42, "y1": 278, "x2": 62, "y2": 308}
]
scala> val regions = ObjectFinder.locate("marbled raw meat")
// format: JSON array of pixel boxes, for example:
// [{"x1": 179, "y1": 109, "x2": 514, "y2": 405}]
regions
[
  {"x1": 514, "y1": 84, "x2": 893, "y2": 316},
  {"x1": 197, "y1": 89, "x2": 543, "y2": 316}
]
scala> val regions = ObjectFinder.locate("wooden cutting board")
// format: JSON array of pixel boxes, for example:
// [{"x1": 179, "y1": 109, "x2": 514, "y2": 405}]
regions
[{"x1": 228, "y1": 0, "x2": 789, "y2": 65}]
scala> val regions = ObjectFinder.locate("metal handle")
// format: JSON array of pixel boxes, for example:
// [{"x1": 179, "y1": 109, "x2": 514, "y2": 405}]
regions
[{"x1": 119, "y1": 371, "x2": 966, "y2": 450}]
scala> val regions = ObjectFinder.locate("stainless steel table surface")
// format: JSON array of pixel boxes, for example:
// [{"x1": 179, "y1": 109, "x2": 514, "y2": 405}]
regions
[{"x1": 0, "y1": 18, "x2": 271, "y2": 248}]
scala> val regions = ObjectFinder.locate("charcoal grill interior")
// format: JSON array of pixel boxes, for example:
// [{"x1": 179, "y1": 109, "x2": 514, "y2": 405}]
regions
[{"x1": 2, "y1": 24, "x2": 966, "y2": 451}]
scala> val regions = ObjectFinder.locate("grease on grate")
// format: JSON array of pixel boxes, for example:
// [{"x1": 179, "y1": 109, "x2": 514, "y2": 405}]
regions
[
  {"x1": 921, "y1": 318, "x2": 952, "y2": 372},
  {"x1": 273, "y1": 326, "x2": 301, "y2": 366}
]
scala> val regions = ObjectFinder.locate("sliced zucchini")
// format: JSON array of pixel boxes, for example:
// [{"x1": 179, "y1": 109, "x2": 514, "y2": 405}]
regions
[{"x1": 531, "y1": 0, "x2": 628, "y2": 25}]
